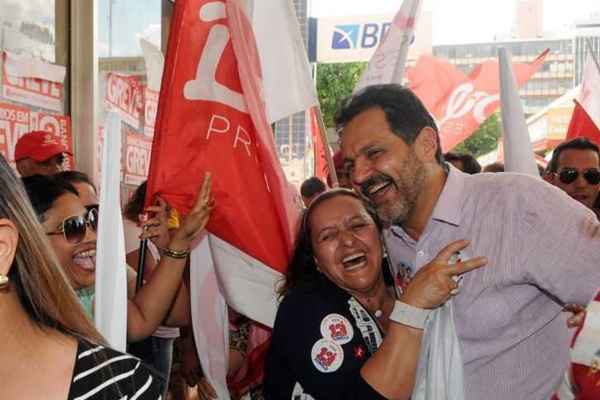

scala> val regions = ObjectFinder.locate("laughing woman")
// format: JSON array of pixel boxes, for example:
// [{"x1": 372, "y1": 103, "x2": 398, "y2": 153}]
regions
[
  {"x1": 264, "y1": 189, "x2": 486, "y2": 400},
  {"x1": 0, "y1": 154, "x2": 165, "y2": 399},
  {"x1": 21, "y1": 172, "x2": 213, "y2": 343}
]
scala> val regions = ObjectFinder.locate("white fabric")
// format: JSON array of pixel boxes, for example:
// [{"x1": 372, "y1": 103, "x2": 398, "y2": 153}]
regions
[
  {"x1": 249, "y1": 0, "x2": 318, "y2": 123},
  {"x1": 95, "y1": 112, "x2": 128, "y2": 352},
  {"x1": 140, "y1": 38, "x2": 165, "y2": 92},
  {"x1": 498, "y1": 47, "x2": 539, "y2": 177},
  {"x1": 190, "y1": 234, "x2": 285, "y2": 400},
  {"x1": 354, "y1": 0, "x2": 422, "y2": 92},
  {"x1": 4, "y1": 50, "x2": 66, "y2": 82},
  {"x1": 577, "y1": 53, "x2": 600, "y2": 129},
  {"x1": 412, "y1": 300, "x2": 465, "y2": 400},
  {"x1": 191, "y1": 236, "x2": 231, "y2": 400}
]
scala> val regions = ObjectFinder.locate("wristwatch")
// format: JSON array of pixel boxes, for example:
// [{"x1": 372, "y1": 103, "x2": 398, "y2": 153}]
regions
[{"x1": 389, "y1": 301, "x2": 432, "y2": 330}]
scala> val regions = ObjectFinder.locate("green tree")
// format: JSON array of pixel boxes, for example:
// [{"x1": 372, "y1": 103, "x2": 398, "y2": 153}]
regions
[
  {"x1": 316, "y1": 62, "x2": 366, "y2": 128},
  {"x1": 453, "y1": 113, "x2": 502, "y2": 158}
]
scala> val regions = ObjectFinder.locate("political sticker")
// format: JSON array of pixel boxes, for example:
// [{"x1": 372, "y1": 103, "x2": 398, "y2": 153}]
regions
[
  {"x1": 311, "y1": 338, "x2": 344, "y2": 373},
  {"x1": 320, "y1": 313, "x2": 354, "y2": 345}
]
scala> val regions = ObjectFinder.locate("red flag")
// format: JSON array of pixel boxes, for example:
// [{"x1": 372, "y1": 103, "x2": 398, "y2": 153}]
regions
[
  {"x1": 310, "y1": 107, "x2": 329, "y2": 182},
  {"x1": 566, "y1": 100, "x2": 600, "y2": 144},
  {"x1": 406, "y1": 50, "x2": 549, "y2": 151},
  {"x1": 146, "y1": 0, "x2": 295, "y2": 274},
  {"x1": 145, "y1": 0, "x2": 300, "y2": 396}
]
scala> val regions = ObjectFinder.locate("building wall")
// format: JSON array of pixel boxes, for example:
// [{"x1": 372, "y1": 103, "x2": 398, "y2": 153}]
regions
[{"x1": 274, "y1": 0, "x2": 311, "y2": 187}]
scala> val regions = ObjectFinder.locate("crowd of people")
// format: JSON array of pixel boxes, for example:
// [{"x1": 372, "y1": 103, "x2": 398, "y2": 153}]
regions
[{"x1": 2, "y1": 83, "x2": 600, "y2": 400}]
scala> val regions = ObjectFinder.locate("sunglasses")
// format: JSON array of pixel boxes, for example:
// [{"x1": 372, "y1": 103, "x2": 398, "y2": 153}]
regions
[
  {"x1": 557, "y1": 168, "x2": 600, "y2": 185},
  {"x1": 46, "y1": 208, "x2": 98, "y2": 244}
]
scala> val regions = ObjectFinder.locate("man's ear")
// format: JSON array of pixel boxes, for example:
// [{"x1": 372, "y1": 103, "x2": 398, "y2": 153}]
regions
[
  {"x1": 414, "y1": 127, "x2": 439, "y2": 163},
  {"x1": 0, "y1": 219, "x2": 18, "y2": 279}
]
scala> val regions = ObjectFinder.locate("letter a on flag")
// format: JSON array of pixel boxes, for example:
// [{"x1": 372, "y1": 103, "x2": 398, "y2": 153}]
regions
[{"x1": 145, "y1": 0, "x2": 300, "y2": 397}]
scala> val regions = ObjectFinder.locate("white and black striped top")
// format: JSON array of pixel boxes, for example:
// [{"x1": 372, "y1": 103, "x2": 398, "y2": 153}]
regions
[{"x1": 68, "y1": 341, "x2": 165, "y2": 400}]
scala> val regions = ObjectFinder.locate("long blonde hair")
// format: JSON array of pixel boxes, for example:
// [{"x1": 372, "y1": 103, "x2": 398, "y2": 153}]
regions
[{"x1": 0, "y1": 155, "x2": 104, "y2": 343}]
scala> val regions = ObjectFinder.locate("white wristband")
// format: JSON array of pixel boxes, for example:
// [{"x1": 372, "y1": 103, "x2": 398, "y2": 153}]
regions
[{"x1": 389, "y1": 301, "x2": 432, "y2": 330}]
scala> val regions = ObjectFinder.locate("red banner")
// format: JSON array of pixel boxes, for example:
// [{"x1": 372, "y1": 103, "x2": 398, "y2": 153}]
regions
[
  {"x1": 406, "y1": 50, "x2": 548, "y2": 151},
  {"x1": 105, "y1": 72, "x2": 144, "y2": 129},
  {"x1": 123, "y1": 125, "x2": 152, "y2": 186},
  {"x1": 144, "y1": 87, "x2": 159, "y2": 138},
  {"x1": 0, "y1": 101, "x2": 73, "y2": 168}
]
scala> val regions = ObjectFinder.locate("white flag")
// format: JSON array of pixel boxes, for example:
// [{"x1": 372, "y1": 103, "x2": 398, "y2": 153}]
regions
[
  {"x1": 95, "y1": 112, "x2": 128, "y2": 351},
  {"x1": 355, "y1": 0, "x2": 422, "y2": 92},
  {"x1": 578, "y1": 53, "x2": 600, "y2": 128},
  {"x1": 250, "y1": 0, "x2": 318, "y2": 123},
  {"x1": 499, "y1": 47, "x2": 540, "y2": 177},
  {"x1": 139, "y1": 38, "x2": 165, "y2": 92}
]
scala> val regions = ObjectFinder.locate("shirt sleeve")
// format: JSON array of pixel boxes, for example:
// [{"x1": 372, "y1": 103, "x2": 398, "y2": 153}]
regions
[
  {"x1": 518, "y1": 179, "x2": 600, "y2": 306},
  {"x1": 264, "y1": 290, "x2": 387, "y2": 400}
]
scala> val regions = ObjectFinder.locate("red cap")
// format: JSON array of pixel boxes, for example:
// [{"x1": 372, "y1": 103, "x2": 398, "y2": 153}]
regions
[{"x1": 14, "y1": 130, "x2": 70, "y2": 162}]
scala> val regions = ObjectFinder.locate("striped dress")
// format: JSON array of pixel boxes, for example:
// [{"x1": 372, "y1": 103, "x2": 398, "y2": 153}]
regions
[{"x1": 68, "y1": 341, "x2": 165, "y2": 400}]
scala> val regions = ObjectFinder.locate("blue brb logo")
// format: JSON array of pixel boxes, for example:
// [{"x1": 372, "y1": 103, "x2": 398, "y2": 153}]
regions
[
  {"x1": 331, "y1": 25, "x2": 359, "y2": 49},
  {"x1": 331, "y1": 22, "x2": 392, "y2": 50}
]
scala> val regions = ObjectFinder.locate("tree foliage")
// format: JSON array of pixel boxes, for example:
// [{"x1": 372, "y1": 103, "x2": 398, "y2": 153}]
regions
[
  {"x1": 453, "y1": 113, "x2": 502, "y2": 158},
  {"x1": 316, "y1": 62, "x2": 366, "y2": 128}
]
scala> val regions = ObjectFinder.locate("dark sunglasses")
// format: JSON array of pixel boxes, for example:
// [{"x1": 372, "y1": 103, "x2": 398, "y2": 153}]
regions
[
  {"x1": 557, "y1": 168, "x2": 600, "y2": 185},
  {"x1": 46, "y1": 208, "x2": 98, "y2": 244}
]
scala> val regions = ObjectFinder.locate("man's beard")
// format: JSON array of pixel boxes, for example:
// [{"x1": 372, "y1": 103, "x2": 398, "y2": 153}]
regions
[{"x1": 359, "y1": 150, "x2": 426, "y2": 226}]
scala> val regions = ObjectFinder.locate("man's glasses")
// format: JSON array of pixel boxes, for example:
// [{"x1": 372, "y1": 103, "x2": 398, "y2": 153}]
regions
[
  {"x1": 557, "y1": 168, "x2": 600, "y2": 185},
  {"x1": 46, "y1": 208, "x2": 98, "y2": 244}
]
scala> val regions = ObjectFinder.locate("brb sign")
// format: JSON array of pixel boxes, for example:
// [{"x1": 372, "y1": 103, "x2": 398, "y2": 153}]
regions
[
  {"x1": 309, "y1": 15, "x2": 393, "y2": 64},
  {"x1": 331, "y1": 23, "x2": 391, "y2": 50}
]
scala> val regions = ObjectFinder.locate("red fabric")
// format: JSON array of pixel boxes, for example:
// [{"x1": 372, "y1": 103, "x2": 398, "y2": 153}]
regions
[
  {"x1": 310, "y1": 107, "x2": 329, "y2": 182},
  {"x1": 566, "y1": 101, "x2": 600, "y2": 145},
  {"x1": 406, "y1": 50, "x2": 548, "y2": 151},
  {"x1": 566, "y1": 292, "x2": 600, "y2": 399},
  {"x1": 145, "y1": 0, "x2": 294, "y2": 273}
]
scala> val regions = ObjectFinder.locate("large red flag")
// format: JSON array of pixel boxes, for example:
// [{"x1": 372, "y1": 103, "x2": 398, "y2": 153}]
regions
[
  {"x1": 406, "y1": 50, "x2": 549, "y2": 151},
  {"x1": 145, "y1": 0, "x2": 299, "y2": 396},
  {"x1": 146, "y1": 0, "x2": 295, "y2": 274}
]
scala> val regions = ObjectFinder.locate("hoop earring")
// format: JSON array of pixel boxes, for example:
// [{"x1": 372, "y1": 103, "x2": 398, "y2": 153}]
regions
[{"x1": 0, "y1": 274, "x2": 8, "y2": 289}]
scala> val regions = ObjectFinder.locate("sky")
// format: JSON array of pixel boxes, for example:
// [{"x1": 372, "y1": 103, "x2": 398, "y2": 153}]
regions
[{"x1": 310, "y1": 0, "x2": 600, "y2": 45}]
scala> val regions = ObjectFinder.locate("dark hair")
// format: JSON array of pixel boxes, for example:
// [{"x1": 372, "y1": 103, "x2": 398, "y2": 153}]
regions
[
  {"x1": 55, "y1": 170, "x2": 96, "y2": 193},
  {"x1": 483, "y1": 162, "x2": 505, "y2": 173},
  {"x1": 22, "y1": 174, "x2": 79, "y2": 220},
  {"x1": 444, "y1": 152, "x2": 482, "y2": 174},
  {"x1": 335, "y1": 84, "x2": 443, "y2": 164},
  {"x1": 280, "y1": 189, "x2": 384, "y2": 297},
  {"x1": 124, "y1": 181, "x2": 147, "y2": 222},
  {"x1": 547, "y1": 137, "x2": 600, "y2": 173},
  {"x1": 300, "y1": 177, "x2": 326, "y2": 199}
]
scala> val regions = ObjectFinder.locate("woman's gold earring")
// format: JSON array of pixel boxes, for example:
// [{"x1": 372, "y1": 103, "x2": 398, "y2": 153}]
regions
[{"x1": 0, "y1": 274, "x2": 9, "y2": 289}]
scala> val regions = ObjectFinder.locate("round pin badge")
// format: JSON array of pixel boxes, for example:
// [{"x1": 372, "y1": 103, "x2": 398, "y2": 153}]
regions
[
  {"x1": 320, "y1": 313, "x2": 354, "y2": 345},
  {"x1": 311, "y1": 338, "x2": 344, "y2": 373}
]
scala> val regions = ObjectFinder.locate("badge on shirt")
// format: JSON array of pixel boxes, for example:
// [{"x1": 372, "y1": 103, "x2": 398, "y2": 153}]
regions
[
  {"x1": 311, "y1": 338, "x2": 344, "y2": 373},
  {"x1": 320, "y1": 313, "x2": 354, "y2": 345}
]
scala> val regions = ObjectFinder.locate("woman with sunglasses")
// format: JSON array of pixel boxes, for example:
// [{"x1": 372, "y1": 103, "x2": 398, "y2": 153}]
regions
[
  {"x1": 22, "y1": 172, "x2": 214, "y2": 343},
  {"x1": 0, "y1": 154, "x2": 165, "y2": 399}
]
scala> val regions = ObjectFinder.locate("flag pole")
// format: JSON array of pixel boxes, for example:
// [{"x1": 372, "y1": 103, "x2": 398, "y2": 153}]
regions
[
  {"x1": 313, "y1": 105, "x2": 338, "y2": 187},
  {"x1": 136, "y1": 239, "x2": 148, "y2": 291}
]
